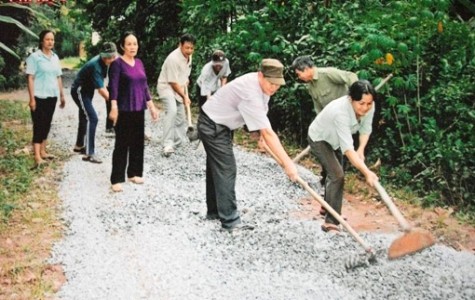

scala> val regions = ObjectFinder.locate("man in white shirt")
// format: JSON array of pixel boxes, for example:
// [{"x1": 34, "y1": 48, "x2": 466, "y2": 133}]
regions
[
  {"x1": 197, "y1": 58, "x2": 298, "y2": 231},
  {"x1": 196, "y1": 50, "x2": 231, "y2": 108},
  {"x1": 157, "y1": 33, "x2": 195, "y2": 157}
]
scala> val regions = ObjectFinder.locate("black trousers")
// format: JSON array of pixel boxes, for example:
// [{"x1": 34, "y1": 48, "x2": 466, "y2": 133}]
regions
[
  {"x1": 197, "y1": 112, "x2": 241, "y2": 228},
  {"x1": 110, "y1": 111, "x2": 145, "y2": 184},
  {"x1": 31, "y1": 97, "x2": 57, "y2": 144},
  {"x1": 105, "y1": 99, "x2": 114, "y2": 130}
]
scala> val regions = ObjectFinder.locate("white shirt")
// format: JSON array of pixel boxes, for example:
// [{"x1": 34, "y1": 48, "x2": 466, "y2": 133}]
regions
[
  {"x1": 202, "y1": 72, "x2": 271, "y2": 131},
  {"x1": 197, "y1": 59, "x2": 231, "y2": 96},
  {"x1": 157, "y1": 47, "x2": 192, "y2": 102},
  {"x1": 308, "y1": 95, "x2": 374, "y2": 154}
]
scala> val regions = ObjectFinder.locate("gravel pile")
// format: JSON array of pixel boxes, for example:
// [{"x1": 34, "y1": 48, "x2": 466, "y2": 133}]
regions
[{"x1": 49, "y1": 91, "x2": 475, "y2": 299}]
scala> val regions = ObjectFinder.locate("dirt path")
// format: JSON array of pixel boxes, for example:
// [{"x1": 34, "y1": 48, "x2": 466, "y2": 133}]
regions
[{"x1": 0, "y1": 78, "x2": 474, "y2": 299}]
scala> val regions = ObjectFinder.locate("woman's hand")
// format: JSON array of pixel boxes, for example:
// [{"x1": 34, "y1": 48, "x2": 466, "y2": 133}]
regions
[
  {"x1": 109, "y1": 101, "x2": 119, "y2": 125},
  {"x1": 29, "y1": 98, "x2": 36, "y2": 111}
]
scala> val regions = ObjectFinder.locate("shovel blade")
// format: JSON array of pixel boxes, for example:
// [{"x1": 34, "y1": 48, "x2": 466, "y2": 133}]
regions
[
  {"x1": 388, "y1": 229, "x2": 436, "y2": 260},
  {"x1": 187, "y1": 126, "x2": 199, "y2": 141}
]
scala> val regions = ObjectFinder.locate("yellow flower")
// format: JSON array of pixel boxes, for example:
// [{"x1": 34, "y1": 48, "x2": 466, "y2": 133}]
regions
[
  {"x1": 385, "y1": 53, "x2": 394, "y2": 65},
  {"x1": 437, "y1": 21, "x2": 443, "y2": 33},
  {"x1": 375, "y1": 57, "x2": 385, "y2": 65}
]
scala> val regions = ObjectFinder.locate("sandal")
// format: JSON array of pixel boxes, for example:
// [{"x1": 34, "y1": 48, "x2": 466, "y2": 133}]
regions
[
  {"x1": 30, "y1": 161, "x2": 47, "y2": 170},
  {"x1": 128, "y1": 176, "x2": 144, "y2": 184},
  {"x1": 319, "y1": 207, "x2": 348, "y2": 220},
  {"x1": 42, "y1": 154, "x2": 56, "y2": 160},
  {"x1": 321, "y1": 223, "x2": 341, "y2": 234},
  {"x1": 82, "y1": 156, "x2": 103, "y2": 164}
]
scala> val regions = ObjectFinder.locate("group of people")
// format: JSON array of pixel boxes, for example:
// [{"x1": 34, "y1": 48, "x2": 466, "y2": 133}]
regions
[{"x1": 26, "y1": 30, "x2": 378, "y2": 234}]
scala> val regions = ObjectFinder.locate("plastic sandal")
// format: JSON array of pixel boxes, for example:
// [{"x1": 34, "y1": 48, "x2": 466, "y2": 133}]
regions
[
  {"x1": 82, "y1": 156, "x2": 103, "y2": 164},
  {"x1": 321, "y1": 223, "x2": 341, "y2": 234}
]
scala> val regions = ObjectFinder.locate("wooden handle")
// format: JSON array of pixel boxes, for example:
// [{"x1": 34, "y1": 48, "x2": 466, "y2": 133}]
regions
[
  {"x1": 292, "y1": 146, "x2": 311, "y2": 163},
  {"x1": 374, "y1": 181, "x2": 411, "y2": 232},
  {"x1": 262, "y1": 143, "x2": 373, "y2": 253},
  {"x1": 297, "y1": 176, "x2": 373, "y2": 252},
  {"x1": 184, "y1": 85, "x2": 192, "y2": 127}
]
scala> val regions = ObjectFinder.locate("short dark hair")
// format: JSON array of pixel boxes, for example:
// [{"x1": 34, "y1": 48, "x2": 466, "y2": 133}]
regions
[
  {"x1": 118, "y1": 31, "x2": 137, "y2": 54},
  {"x1": 180, "y1": 33, "x2": 196, "y2": 45},
  {"x1": 349, "y1": 80, "x2": 377, "y2": 101},
  {"x1": 291, "y1": 55, "x2": 314, "y2": 71},
  {"x1": 38, "y1": 29, "x2": 55, "y2": 50}
]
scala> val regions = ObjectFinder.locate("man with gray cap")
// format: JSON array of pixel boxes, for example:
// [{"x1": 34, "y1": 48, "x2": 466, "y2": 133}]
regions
[
  {"x1": 197, "y1": 58, "x2": 298, "y2": 231},
  {"x1": 71, "y1": 41, "x2": 117, "y2": 163}
]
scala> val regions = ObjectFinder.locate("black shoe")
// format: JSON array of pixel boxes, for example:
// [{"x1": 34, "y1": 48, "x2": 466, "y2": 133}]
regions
[
  {"x1": 73, "y1": 147, "x2": 86, "y2": 154},
  {"x1": 223, "y1": 222, "x2": 255, "y2": 232},
  {"x1": 206, "y1": 213, "x2": 219, "y2": 220}
]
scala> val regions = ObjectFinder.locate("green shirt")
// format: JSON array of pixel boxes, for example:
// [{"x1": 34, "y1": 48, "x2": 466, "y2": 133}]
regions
[{"x1": 307, "y1": 67, "x2": 358, "y2": 114}]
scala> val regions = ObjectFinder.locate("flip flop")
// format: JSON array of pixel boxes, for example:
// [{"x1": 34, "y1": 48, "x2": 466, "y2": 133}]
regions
[
  {"x1": 319, "y1": 207, "x2": 348, "y2": 220},
  {"x1": 321, "y1": 223, "x2": 341, "y2": 234},
  {"x1": 30, "y1": 161, "x2": 47, "y2": 170},
  {"x1": 82, "y1": 156, "x2": 103, "y2": 164}
]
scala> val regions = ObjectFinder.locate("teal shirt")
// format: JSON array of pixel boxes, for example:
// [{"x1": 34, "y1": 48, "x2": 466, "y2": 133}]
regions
[
  {"x1": 26, "y1": 50, "x2": 62, "y2": 98},
  {"x1": 307, "y1": 67, "x2": 358, "y2": 114},
  {"x1": 308, "y1": 96, "x2": 374, "y2": 154}
]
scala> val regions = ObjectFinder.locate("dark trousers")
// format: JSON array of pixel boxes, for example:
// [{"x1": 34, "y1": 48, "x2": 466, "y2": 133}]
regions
[
  {"x1": 308, "y1": 137, "x2": 344, "y2": 226},
  {"x1": 197, "y1": 112, "x2": 241, "y2": 228},
  {"x1": 110, "y1": 111, "x2": 145, "y2": 184},
  {"x1": 71, "y1": 87, "x2": 98, "y2": 155},
  {"x1": 31, "y1": 97, "x2": 57, "y2": 143},
  {"x1": 105, "y1": 99, "x2": 114, "y2": 130}
]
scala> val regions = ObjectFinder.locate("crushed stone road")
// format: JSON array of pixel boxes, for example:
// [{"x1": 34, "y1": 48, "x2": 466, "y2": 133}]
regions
[{"x1": 48, "y1": 88, "x2": 474, "y2": 300}]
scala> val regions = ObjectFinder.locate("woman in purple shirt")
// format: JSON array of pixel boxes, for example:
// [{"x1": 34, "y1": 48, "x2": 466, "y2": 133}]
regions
[{"x1": 108, "y1": 32, "x2": 158, "y2": 192}]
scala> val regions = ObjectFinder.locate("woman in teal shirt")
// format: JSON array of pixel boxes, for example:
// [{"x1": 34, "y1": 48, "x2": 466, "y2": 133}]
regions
[{"x1": 26, "y1": 29, "x2": 65, "y2": 169}]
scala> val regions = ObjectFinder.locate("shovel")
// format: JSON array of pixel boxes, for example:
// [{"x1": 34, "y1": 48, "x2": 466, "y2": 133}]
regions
[
  {"x1": 292, "y1": 73, "x2": 394, "y2": 164},
  {"x1": 374, "y1": 182, "x2": 436, "y2": 259},
  {"x1": 261, "y1": 143, "x2": 377, "y2": 267},
  {"x1": 184, "y1": 86, "x2": 199, "y2": 141}
]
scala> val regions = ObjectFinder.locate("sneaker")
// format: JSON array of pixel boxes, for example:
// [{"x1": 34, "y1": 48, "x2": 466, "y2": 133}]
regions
[
  {"x1": 223, "y1": 222, "x2": 255, "y2": 232},
  {"x1": 163, "y1": 146, "x2": 174, "y2": 157}
]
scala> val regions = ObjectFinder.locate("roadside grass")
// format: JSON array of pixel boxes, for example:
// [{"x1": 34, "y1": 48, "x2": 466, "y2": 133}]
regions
[
  {"x1": 0, "y1": 100, "x2": 64, "y2": 299},
  {"x1": 60, "y1": 56, "x2": 81, "y2": 70}
]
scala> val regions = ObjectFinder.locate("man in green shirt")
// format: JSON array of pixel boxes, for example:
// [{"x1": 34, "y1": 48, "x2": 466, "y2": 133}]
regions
[
  {"x1": 291, "y1": 55, "x2": 358, "y2": 115},
  {"x1": 291, "y1": 55, "x2": 358, "y2": 208}
]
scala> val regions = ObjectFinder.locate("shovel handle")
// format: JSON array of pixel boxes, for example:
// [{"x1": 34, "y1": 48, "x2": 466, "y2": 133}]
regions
[
  {"x1": 296, "y1": 176, "x2": 373, "y2": 253},
  {"x1": 185, "y1": 103, "x2": 193, "y2": 127},
  {"x1": 374, "y1": 181, "x2": 411, "y2": 232},
  {"x1": 292, "y1": 146, "x2": 311, "y2": 163},
  {"x1": 184, "y1": 85, "x2": 193, "y2": 127},
  {"x1": 262, "y1": 143, "x2": 374, "y2": 254}
]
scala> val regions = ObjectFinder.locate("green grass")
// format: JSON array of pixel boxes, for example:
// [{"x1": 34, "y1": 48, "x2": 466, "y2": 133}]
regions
[
  {"x1": 60, "y1": 56, "x2": 81, "y2": 70},
  {"x1": 0, "y1": 100, "x2": 32, "y2": 222}
]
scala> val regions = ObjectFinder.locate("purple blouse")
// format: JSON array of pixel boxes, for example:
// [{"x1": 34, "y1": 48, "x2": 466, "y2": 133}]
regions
[{"x1": 109, "y1": 57, "x2": 151, "y2": 112}]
